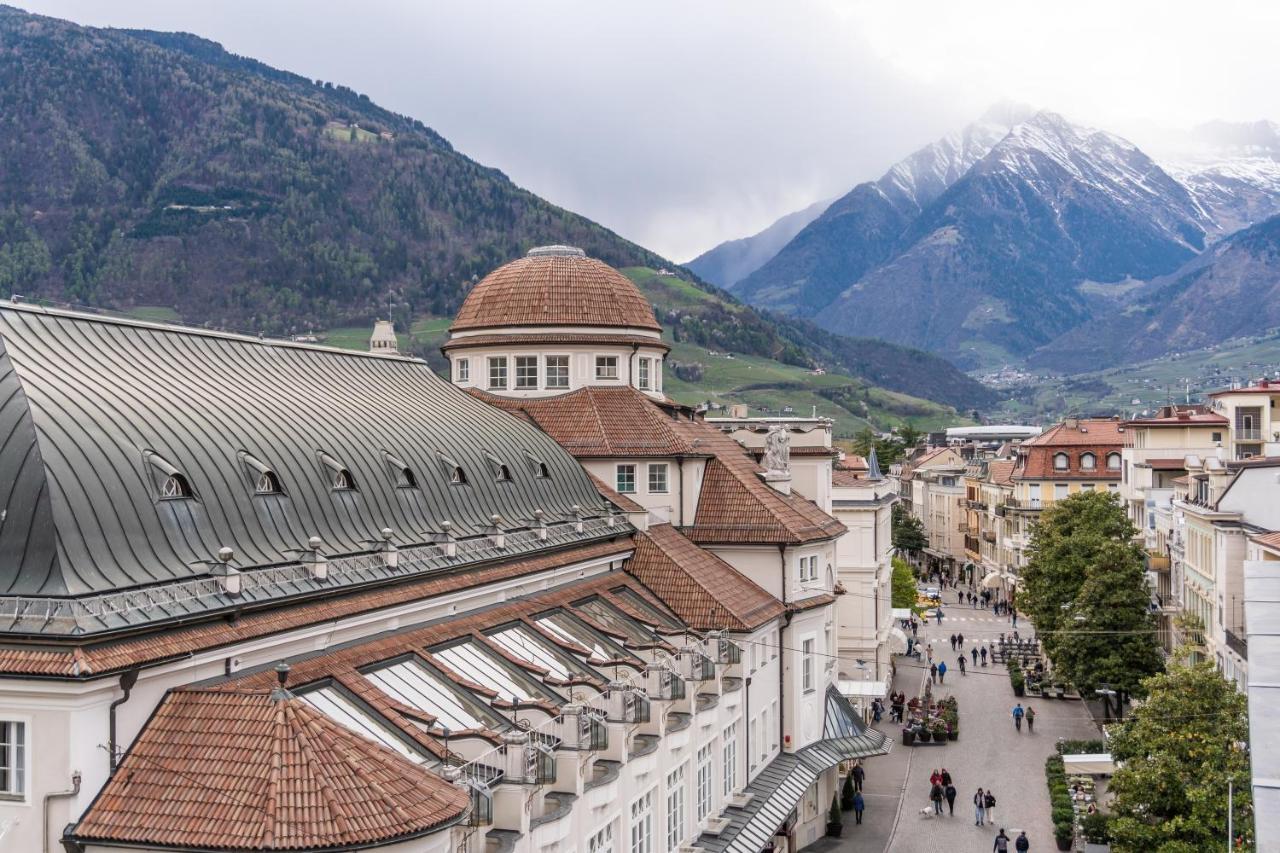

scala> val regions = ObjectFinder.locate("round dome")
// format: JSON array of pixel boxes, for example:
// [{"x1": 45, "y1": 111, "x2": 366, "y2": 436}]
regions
[{"x1": 451, "y1": 247, "x2": 661, "y2": 333}]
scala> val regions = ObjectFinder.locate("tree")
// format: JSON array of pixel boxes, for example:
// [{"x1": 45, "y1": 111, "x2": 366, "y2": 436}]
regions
[
  {"x1": 1106, "y1": 660, "x2": 1252, "y2": 852},
  {"x1": 1051, "y1": 540, "x2": 1163, "y2": 701},
  {"x1": 892, "y1": 504, "x2": 926, "y2": 553},
  {"x1": 1019, "y1": 490, "x2": 1141, "y2": 660},
  {"x1": 891, "y1": 556, "x2": 917, "y2": 609}
]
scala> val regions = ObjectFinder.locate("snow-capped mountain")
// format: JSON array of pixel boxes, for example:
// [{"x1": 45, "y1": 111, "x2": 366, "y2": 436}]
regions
[
  {"x1": 1153, "y1": 121, "x2": 1280, "y2": 239},
  {"x1": 685, "y1": 197, "x2": 831, "y2": 289},
  {"x1": 729, "y1": 103, "x2": 1031, "y2": 315}
]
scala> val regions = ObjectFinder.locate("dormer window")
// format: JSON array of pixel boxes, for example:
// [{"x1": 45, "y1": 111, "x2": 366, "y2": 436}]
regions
[
  {"x1": 318, "y1": 452, "x2": 356, "y2": 492},
  {"x1": 255, "y1": 471, "x2": 283, "y2": 494},
  {"x1": 438, "y1": 453, "x2": 467, "y2": 485},
  {"x1": 523, "y1": 451, "x2": 551, "y2": 479},
  {"x1": 451, "y1": 466, "x2": 467, "y2": 485},
  {"x1": 1053, "y1": 453, "x2": 1069, "y2": 471},
  {"x1": 239, "y1": 453, "x2": 283, "y2": 495},
  {"x1": 383, "y1": 452, "x2": 418, "y2": 489},
  {"x1": 1080, "y1": 452, "x2": 1096, "y2": 470},
  {"x1": 484, "y1": 452, "x2": 512, "y2": 482},
  {"x1": 160, "y1": 474, "x2": 192, "y2": 499},
  {"x1": 145, "y1": 451, "x2": 194, "y2": 501},
  {"x1": 1107, "y1": 452, "x2": 1121, "y2": 470}
]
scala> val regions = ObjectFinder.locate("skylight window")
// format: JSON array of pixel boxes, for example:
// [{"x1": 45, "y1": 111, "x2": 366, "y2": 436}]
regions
[
  {"x1": 297, "y1": 684, "x2": 426, "y2": 763},
  {"x1": 145, "y1": 451, "x2": 194, "y2": 501},
  {"x1": 318, "y1": 452, "x2": 357, "y2": 491},
  {"x1": 160, "y1": 474, "x2": 192, "y2": 499},
  {"x1": 433, "y1": 642, "x2": 549, "y2": 703},
  {"x1": 240, "y1": 453, "x2": 283, "y2": 495},
  {"x1": 365, "y1": 658, "x2": 500, "y2": 731},
  {"x1": 489, "y1": 626, "x2": 577, "y2": 679},
  {"x1": 383, "y1": 452, "x2": 418, "y2": 489},
  {"x1": 536, "y1": 614, "x2": 630, "y2": 660}
]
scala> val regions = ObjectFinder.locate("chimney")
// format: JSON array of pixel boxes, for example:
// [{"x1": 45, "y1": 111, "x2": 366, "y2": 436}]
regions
[{"x1": 1064, "y1": 417, "x2": 1079, "y2": 431}]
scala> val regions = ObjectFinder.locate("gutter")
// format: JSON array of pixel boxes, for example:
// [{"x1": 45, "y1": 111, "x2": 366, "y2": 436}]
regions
[{"x1": 44, "y1": 770, "x2": 80, "y2": 853}]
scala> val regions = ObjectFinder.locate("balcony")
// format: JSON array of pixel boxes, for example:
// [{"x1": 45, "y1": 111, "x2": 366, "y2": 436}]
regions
[
  {"x1": 994, "y1": 504, "x2": 1007, "y2": 517},
  {"x1": 982, "y1": 530, "x2": 997, "y2": 543},
  {"x1": 1225, "y1": 627, "x2": 1248, "y2": 660},
  {"x1": 1145, "y1": 551, "x2": 1170, "y2": 573},
  {"x1": 1236, "y1": 429, "x2": 1263, "y2": 441},
  {"x1": 967, "y1": 499, "x2": 988, "y2": 511}
]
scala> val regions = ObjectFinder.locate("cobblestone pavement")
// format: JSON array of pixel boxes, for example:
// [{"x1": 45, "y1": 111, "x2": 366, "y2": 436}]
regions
[{"x1": 827, "y1": 589, "x2": 1099, "y2": 853}]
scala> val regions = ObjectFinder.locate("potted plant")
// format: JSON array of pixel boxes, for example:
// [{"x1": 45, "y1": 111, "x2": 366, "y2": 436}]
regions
[
  {"x1": 1054, "y1": 820, "x2": 1074, "y2": 851},
  {"x1": 917, "y1": 726, "x2": 932, "y2": 743},
  {"x1": 944, "y1": 710, "x2": 959, "y2": 740},
  {"x1": 827, "y1": 794, "x2": 843, "y2": 837},
  {"x1": 1010, "y1": 666, "x2": 1025, "y2": 697},
  {"x1": 931, "y1": 719, "x2": 949, "y2": 743},
  {"x1": 841, "y1": 772, "x2": 856, "y2": 810},
  {"x1": 1054, "y1": 682, "x2": 1066, "y2": 699},
  {"x1": 1081, "y1": 811, "x2": 1109, "y2": 844}
]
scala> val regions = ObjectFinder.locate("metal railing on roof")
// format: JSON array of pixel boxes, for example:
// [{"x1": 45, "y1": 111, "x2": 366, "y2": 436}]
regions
[{"x1": 0, "y1": 517, "x2": 629, "y2": 637}]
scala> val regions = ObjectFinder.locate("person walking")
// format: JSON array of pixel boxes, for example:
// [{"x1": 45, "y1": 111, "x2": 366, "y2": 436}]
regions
[
  {"x1": 958, "y1": 654, "x2": 967, "y2": 675},
  {"x1": 926, "y1": 642, "x2": 934, "y2": 663},
  {"x1": 985, "y1": 789, "x2": 997, "y2": 825},
  {"x1": 1015, "y1": 830, "x2": 1030, "y2": 851},
  {"x1": 929, "y1": 662, "x2": 938, "y2": 684},
  {"x1": 935, "y1": 607, "x2": 943, "y2": 625},
  {"x1": 937, "y1": 660, "x2": 947, "y2": 684},
  {"x1": 957, "y1": 632, "x2": 965, "y2": 648},
  {"x1": 930, "y1": 769, "x2": 942, "y2": 787},
  {"x1": 1012, "y1": 610, "x2": 1018, "y2": 628},
  {"x1": 993, "y1": 827, "x2": 1011, "y2": 852},
  {"x1": 973, "y1": 787, "x2": 986, "y2": 826},
  {"x1": 980, "y1": 646, "x2": 988, "y2": 666},
  {"x1": 1012, "y1": 703, "x2": 1024, "y2": 732},
  {"x1": 950, "y1": 633, "x2": 957, "y2": 651},
  {"x1": 852, "y1": 790, "x2": 865, "y2": 825},
  {"x1": 940, "y1": 768, "x2": 952, "y2": 787},
  {"x1": 971, "y1": 646, "x2": 979, "y2": 666},
  {"x1": 930, "y1": 781, "x2": 944, "y2": 815},
  {"x1": 1025, "y1": 705, "x2": 1036, "y2": 733},
  {"x1": 852, "y1": 761, "x2": 865, "y2": 793},
  {"x1": 945, "y1": 782, "x2": 957, "y2": 816}
]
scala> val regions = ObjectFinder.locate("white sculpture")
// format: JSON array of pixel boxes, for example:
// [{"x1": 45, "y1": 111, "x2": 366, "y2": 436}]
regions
[{"x1": 762, "y1": 425, "x2": 791, "y2": 474}]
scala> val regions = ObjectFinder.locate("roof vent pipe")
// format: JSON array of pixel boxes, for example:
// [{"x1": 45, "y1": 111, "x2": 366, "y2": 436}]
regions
[
  {"x1": 487, "y1": 515, "x2": 507, "y2": 550},
  {"x1": 430, "y1": 521, "x2": 457, "y2": 557},
  {"x1": 533, "y1": 509, "x2": 548, "y2": 541},
  {"x1": 571, "y1": 505, "x2": 584, "y2": 534}
]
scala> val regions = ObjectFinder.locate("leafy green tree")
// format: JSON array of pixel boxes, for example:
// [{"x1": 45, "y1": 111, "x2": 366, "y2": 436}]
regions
[
  {"x1": 891, "y1": 556, "x2": 917, "y2": 609},
  {"x1": 1106, "y1": 660, "x2": 1252, "y2": 853},
  {"x1": 1020, "y1": 490, "x2": 1141, "y2": 660},
  {"x1": 1051, "y1": 539, "x2": 1163, "y2": 701},
  {"x1": 897, "y1": 424, "x2": 923, "y2": 449},
  {"x1": 891, "y1": 504, "x2": 926, "y2": 553}
]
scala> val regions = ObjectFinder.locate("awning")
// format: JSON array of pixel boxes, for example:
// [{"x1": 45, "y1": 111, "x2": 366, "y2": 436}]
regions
[
  {"x1": 696, "y1": 687, "x2": 891, "y2": 852},
  {"x1": 838, "y1": 679, "x2": 889, "y2": 699},
  {"x1": 1063, "y1": 753, "x2": 1116, "y2": 775},
  {"x1": 982, "y1": 571, "x2": 1004, "y2": 589},
  {"x1": 891, "y1": 607, "x2": 913, "y2": 622},
  {"x1": 888, "y1": 626, "x2": 910, "y2": 654}
]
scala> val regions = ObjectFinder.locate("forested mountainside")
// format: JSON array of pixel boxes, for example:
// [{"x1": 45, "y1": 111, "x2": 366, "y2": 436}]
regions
[{"x1": 0, "y1": 6, "x2": 996, "y2": 411}]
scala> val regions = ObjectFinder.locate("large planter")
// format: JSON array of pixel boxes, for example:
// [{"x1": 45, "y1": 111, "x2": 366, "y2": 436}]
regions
[
  {"x1": 827, "y1": 822, "x2": 843, "y2": 838},
  {"x1": 1054, "y1": 834, "x2": 1073, "y2": 851},
  {"x1": 947, "y1": 730, "x2": 959, "y2": 741},
  {"x1": 917, "y1": 728, "x2": 932, "y2": 743},
  {"x1": 1013, "y1": 683, "x2": 1025, "y2": 697},
  {"x1": 901, "y1": 728, "x2": 916, "y2": 746},
  {"x1": 1055, "y1": 685, "x2": 1066, "y2": 700}
]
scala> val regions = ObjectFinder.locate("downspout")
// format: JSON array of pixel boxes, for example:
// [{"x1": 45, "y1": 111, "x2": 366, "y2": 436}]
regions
[
  {"x1": 45, "y1": 770, "x2": 81, "y2": 853},
  {"x1": 108, "y1": 668, "x2": 140, "y2": 775},
  {"x1": 779, "y1": 544, "x2": 791, "y2": 754},
  {"x1": 629, "y1": 342, "x2": 640, "y2": 389}
]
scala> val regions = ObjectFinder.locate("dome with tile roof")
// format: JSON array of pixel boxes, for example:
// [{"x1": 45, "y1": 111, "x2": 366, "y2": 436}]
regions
[
  {"x1": 451, "y1": 246, "x2": 661, "y2": 333},
  {"x1": 445, "y1": 247, "x2": 668, "y2": 400}
]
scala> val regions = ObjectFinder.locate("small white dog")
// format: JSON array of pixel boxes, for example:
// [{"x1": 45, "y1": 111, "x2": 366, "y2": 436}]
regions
[{"x1": 919, "y1": 806, "x2": 936, "y2": 818}]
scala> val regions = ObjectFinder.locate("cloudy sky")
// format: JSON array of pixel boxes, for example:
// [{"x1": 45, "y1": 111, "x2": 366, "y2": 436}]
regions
[{"x1": 18, "y1": 1, "x2": 1280, "y2": 261}]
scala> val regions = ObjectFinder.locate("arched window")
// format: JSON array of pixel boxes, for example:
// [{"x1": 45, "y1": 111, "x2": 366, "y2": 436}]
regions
[
  {"x1": 496, "y1": 464, "x2": 512, "y2": 482},
  {"x1": 255, "y1": 471, "x2": 283, "y2": 494},
  {"x1": 1053, "y1": 453, "x2": 1069, "y2": 470},
  {"x1": 523, "y1": 451, "x2": 551, "y2": 479},
  {"x1": 1107, "y1": 452, "x2": 1121, "y2": 470},
  {"x1": 318, "y1": 451, "x2": 356, "y2": 492},
  {"x1": 1080, "y1": 452, "x2": 1096, "y2": 470},
  {"x1": 160, "y1": 474, "x2": 192, "y2": 499},
  {"x1": 484, "y1": 451, "x2": 513, "y2": 482},
  {"x1": 383, "y1": 452, "x2": 418, "y2": 490},
  {"x1": 451, "y1": 466, "x2": 467, "y2": 485}
]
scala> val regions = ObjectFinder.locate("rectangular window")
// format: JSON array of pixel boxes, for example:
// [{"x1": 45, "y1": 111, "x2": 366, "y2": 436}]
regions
[
  {"x1": 0, "y1": 720, "x2": 24, "y2": 797},
  {"x1": 802, "y1": 638, "x2": 815, "y2": 692},
  {"x1": 455, "y1": 358, "x2": 470, "y2": 383},
  {"x1": 487, "y1": 356, "x2": 508, "y2": 390},
  {"x1": 589, "y1": 822, "x2": 615, "y2": 853},
  {"x1": 1212, "y1": 431, "x2": 1223, "y2": 443},
  {"x1": 596, "y1": 355, "x2": 619, "y2": 380},
  {"x1": 515, "y1": 355, "x2": 538, "y2": 389},
  {"x1": 648, "y1": 463, "x2": 669, "y2": 494},
  {"x1": 630, "y1": 789, "x2": 654, "y2": 853},
  {"x1": 759, "y1": 706, "x2": 769, "y2": 762},
  {"x1": 546, "y1": 355, "x2": 570, "y2": 389},
  {"x1": 722, "y1": 724, "x2": 737, "y2": 796},
  {"x1": 666, "y1": 764, "x2": 687, "y2": 850},
  {"x1": 616, "y1": 464, "x2": 637, "y2": 494},
  {"x1": 696, "y1": 744, "x2": 713, "y2": 821},
  {"x1": 1054, "y1": 483, "x2": 1069, "y2": 501},
  {"x1": 638, "y1": 357, "x2": 651, "y2": 390}
]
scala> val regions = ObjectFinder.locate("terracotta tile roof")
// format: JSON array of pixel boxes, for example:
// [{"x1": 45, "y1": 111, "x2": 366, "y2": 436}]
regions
[
  {"x1": 837, "y1": 455, "x2": 868, "y2": 470},
  {"x1": 1141, "y1": 458, "x2": 1191, "y2": 471},
  {"x1": 627, "y1": 524, "x2": 783, "y2": 631},
  {"x1": 1014, "y1": 419, "x2": 1126, "y2": 480},
  {"x1": 789, "y1": 593, "x2": 837, "y2": 613},
  {"x1": 471, "y1": 387, "x2": 699, "y2": 457},
  {"x1": 72, "y1": 689, "x2": 468, "y2": 851},
  {"x1": 443, "y1": 332, "x2": 668, "y2": 352},
  {"x1": 673, "y1": 420, "x2": 844, "y2": 542},
  {"x1": 1208, "y1": 380, "x2": 1280, "y2": 397},
  {"x1": 1124, "y1": 407, "x2": 1227, "y2": 427},
  {"x1": 589, "y1": 473, "x2": 645, "y2": 513},
  {"x1": 451, "y1": 250, "x2": 661, "y2": 332},
  {"x1": 0, "y1": 539, "x2": 630, "y2": 678},
  {"x1": 1252, "y1": 531, "x2": 1280, "y2": 551},
  {"x1": 831, "y1": 469, "x2": 869, "y2": 487},
  {"x1": 988, "y1": 460, "x2": 1016, "y2": 487}
]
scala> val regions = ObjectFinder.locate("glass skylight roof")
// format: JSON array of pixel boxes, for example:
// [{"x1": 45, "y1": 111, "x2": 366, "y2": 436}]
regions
[
  {"x1": 610, "y1": 588, "x2": 682, "y2": 629},
  {"x1": 536, "y1": 613, "x2": 630, "y2": 660},
  {"x1": 434, "y1": 641, "x2": 558, "y2": 703},
  {"x1": 490, "y1": 625, "x2": 588, "y2": 680},
  {"x1": 365, "y1": 658, "x2": 502, "y2": 732},
  {"x1": 298, "y1": 684, "x2": 426, "y2": 763},
  {"x1": 574, "y1": 598, "x2": 659, "y2": 644}
]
